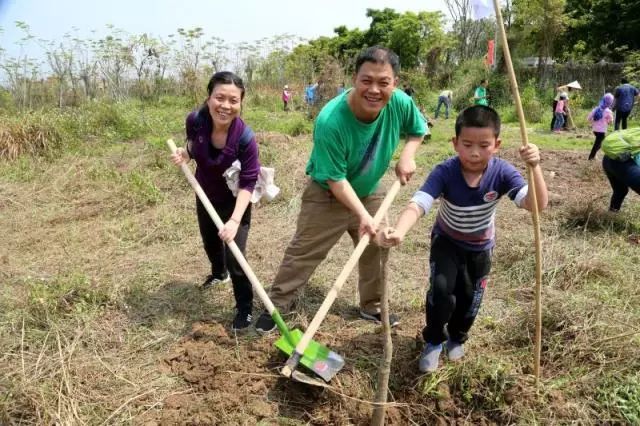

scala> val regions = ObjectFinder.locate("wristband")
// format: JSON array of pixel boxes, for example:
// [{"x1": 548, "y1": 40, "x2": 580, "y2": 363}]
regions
[{"x1": 229, "y1": 217, "x2": 240, "y2": 225}]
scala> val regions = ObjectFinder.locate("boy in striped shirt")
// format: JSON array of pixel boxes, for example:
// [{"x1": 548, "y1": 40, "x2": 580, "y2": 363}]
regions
[{"x1": 377, "y1": 105, "x2": 549, "y2": 373}]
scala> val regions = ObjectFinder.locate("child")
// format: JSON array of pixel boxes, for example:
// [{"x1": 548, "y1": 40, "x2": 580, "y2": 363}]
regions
[
  {"x1": 553, "y1": 95, "x2": 566, "y2": 132},
  {"x1": 587, "y1": 93, "x2": 614, "y2": 160},
  {"x1": 377, "y1": 106, "x2": 549, "y2": 373},
  {"x1": 282, "y1": 85, "x2": 292, "y2": 111}
]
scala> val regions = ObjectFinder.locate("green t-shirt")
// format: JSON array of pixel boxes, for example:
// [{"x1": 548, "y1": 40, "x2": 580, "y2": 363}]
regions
[
  {"x1": 474, "y1": 86, "x2": 488, "y2": 106},
  {"x1": 306, "y1": 89, "x2": 426, "y2": 197}
]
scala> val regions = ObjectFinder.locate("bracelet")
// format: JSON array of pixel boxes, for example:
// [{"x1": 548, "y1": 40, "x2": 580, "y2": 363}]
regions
[{"x1": 229, "y1": 217, "x2": 240, "y2": 224}]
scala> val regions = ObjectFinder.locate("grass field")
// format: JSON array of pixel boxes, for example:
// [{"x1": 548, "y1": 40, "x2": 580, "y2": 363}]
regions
[{"x1": 1, "y1": 101, "x2": 639, "y2": 424}]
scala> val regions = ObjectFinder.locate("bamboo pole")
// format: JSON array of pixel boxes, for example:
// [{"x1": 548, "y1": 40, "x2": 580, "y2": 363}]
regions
[
  {"x1": 491, "y1": 0, "x2": 544, "y2": 384},
  {"x1": 372, "y1": 219, "x2": 393, "y2": 425}
]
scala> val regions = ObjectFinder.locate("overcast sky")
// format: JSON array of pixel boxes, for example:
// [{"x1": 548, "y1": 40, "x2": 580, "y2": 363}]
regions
[{"x1": 0, "y1": 0, "x2": 450, "y2": 59}]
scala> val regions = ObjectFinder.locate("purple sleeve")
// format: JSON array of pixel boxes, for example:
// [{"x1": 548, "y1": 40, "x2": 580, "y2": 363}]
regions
[
  {"x1": 185, "y1": 111, "x2": 197, "y2": 141},
  {"x1": 499, "y1": 161, "x2": 527, "y2": 201},
  {"x1": 418, "y1": 163, "x2": 446, "y2": 199},
  {"x1": 238, "y1": 138, "x2": 260, "y2": 193},
  {"x1": 185, "y1": 111, "x2": 198, "y2": 157}
]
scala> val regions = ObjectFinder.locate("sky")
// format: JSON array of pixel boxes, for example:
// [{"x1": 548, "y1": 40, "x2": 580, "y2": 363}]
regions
[{"x1": 0, "y1": 0, "x2": 449, "y2": 60}]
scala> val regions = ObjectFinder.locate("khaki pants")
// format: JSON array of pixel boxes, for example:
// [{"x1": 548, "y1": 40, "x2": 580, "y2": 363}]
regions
[{"x1": 270, "y1": 180, "x2": 389, "y2": 314}]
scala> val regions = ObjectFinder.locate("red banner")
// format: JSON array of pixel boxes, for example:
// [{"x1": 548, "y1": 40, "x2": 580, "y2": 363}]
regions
[{"x1": 486, "y1": 39, "x2": 495, "y2": 67}]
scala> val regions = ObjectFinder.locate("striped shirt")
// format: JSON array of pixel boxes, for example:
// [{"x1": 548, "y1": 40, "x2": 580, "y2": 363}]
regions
[{"x1": 412, "y1": 156, "x2": 527, "y2": 251}]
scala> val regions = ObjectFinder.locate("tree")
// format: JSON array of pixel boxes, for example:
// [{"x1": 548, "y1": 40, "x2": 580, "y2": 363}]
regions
[
  {"x1": 445, "y1": 0, "x2": 496, "y2": 64},
  {"x1": 94, "y1": 26, "x2": 134, "y2": 100}
]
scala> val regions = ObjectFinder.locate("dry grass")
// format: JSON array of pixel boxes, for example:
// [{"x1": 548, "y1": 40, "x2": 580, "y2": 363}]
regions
[
  {"x1": 0, "y1": 116, "x2": 62, "y2": 160},
  {"x1": 1, "y1": 119, "x2": 640, "y2": 424}
]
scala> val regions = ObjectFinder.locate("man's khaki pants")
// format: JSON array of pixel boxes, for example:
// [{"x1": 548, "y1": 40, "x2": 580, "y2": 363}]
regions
[{"x1": 270, "y1": 180, "x2": 389, "y2": 314}]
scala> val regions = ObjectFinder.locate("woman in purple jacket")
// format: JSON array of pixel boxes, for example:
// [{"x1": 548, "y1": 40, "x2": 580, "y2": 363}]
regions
[{"x1": 171, "y1": 71, "x2": 260, "y2": 330}]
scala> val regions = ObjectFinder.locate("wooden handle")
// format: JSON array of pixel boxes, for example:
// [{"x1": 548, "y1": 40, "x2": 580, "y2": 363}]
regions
[
  {"x1": 166, "y1": 139, "x2": 277, "y2": 314},
  {"x1": 492, "y1": 1, "x2": 544, "y2": 384},
  {"x1": 292, "y1": 180, "x2": 402, "y2": 357}
]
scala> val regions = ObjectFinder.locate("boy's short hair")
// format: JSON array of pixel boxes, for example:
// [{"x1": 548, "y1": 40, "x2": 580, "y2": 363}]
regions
[{"x1": 455, "y1": 105, "x2": 501, "y2": 138}]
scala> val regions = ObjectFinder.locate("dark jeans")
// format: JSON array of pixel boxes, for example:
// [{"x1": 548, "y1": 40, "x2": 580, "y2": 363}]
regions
[
  {"x1": 614, "y1": 110, "x2": 631, "y2": 130},
  {"x1": 588, "y1": 132, "x2": 606, "y2": 160},
  {"x1": 423, "y1": 235, "x2": 492, "y2": 345},
  {"x1": 435, "y1": 96, "x2": 450, "y2": 119},
  {"x1": 602, "y1": 156, "x2": 640, "y2": 211},
  {"x1": 550, "y1": 101, "x2": 558, "y2": 131},
  {"x1": 196, "y1": 197, "x2": 253, "y2": 312}
]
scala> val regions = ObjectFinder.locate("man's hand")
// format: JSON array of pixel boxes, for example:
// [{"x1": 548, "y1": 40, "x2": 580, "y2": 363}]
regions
[
  {"x1": 395, "y1": 157, "x2": 416, "y2": 185},
  {"x1": 519, "y1": 143, "x2": 541, "y2": 167},
  {"x1": 358, "y1": 213, "x2": 377, "y2": 238}
]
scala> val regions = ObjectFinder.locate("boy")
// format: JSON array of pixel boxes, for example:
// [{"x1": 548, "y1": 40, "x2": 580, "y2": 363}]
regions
[{"x1": 377, "y1": 106, "x2": 548, "y2": 372}]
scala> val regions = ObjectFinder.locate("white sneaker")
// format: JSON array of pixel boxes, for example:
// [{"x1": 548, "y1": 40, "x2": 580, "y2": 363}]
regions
[
  {"x1": 419, "y1": 343, "x2": 442, "y2": 373},
  {"x1": 446, "y1": 340, "x2": 465, "y2": 361}
]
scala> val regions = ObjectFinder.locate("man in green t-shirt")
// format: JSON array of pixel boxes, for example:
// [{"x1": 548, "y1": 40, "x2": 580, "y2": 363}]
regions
[
  {"x1": 474, "y1": 79, "x2": 489, "y2": 106},
  {"x1": 255, "y1": 46, "x2": 427, "y2": 333}
]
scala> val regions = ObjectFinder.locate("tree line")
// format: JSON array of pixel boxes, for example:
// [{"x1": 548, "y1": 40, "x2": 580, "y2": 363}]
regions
[{"x1": 1, "y1": 0, "x2": 638, "y2": 111}]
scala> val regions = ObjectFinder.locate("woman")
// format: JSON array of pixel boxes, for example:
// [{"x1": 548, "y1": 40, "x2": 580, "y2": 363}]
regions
[
  {"x1": 171, "y1": 71, "x2": 260, "y2": 330},
  {"x1": 601, "y1": 128, "x2": 640, "y2": 212}
]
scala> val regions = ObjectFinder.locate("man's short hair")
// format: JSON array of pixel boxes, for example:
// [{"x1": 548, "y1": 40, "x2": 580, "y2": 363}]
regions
[{"x1": 354, "y1": 46, "x2": 400, "y2": 76}]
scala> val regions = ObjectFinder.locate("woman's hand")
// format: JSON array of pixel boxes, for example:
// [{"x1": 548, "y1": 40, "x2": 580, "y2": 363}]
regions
[
  {"x1": 219, "y1": 219, "x2": 240, "y2": 243},
  {"x1": 171, "y1": 147, "x2": 189, "y2": 166}
]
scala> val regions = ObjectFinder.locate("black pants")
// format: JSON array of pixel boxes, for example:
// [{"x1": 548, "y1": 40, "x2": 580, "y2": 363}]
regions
[
  {"x1": 423, "y1": 235, "x2": 492, "y2": 345},
  {"x1": 196, "y1": 197, "x2": 253, "y2": 312},
  {"x1": 615, "y1": 110, "x2": 631, "y2": 130},
  {"x1": 602, "y1": 156, "x2": 640, "y2": 211},
  {"x1": 588, "y1": 132, "x2": 606, "y2": 160}
]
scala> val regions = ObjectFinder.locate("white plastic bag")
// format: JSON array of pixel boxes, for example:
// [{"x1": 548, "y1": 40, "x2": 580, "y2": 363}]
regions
[{"x1": 223, "y1": 160, "x2": 280, "y2": 203}]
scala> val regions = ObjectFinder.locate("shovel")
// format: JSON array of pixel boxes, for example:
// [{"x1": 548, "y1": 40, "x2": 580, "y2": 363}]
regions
[
  {"x1": 166, "y1": 139, "x2": 342, "y2": 376},
  {"x1": 279, "y1": 179, "x2": 402, "y2": 383}
]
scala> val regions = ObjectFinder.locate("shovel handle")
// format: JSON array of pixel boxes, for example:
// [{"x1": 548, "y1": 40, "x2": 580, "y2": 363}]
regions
[
  {"x1": 166, "y1": 139, "x2": 281, "y2": 320},
  {"x1": 282, "y1": 179, "x2": 402, "y2": 377}
]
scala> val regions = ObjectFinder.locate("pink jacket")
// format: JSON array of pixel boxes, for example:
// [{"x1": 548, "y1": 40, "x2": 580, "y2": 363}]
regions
[{"x1": 587, "y1": 108, "x2": 613, "y2": 133}]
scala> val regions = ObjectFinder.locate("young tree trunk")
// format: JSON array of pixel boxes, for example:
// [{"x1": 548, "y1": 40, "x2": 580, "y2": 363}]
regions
[{"x1": 371, "y1": 247, "x2": 393, "y2": 426}]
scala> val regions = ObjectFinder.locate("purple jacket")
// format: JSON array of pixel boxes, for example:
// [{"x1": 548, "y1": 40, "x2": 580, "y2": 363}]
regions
[{"x1": 186, "y1": 110, "x2": 260, "y2": 204}]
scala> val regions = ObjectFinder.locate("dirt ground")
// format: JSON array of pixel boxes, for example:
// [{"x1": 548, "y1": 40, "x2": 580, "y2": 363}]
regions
[{"x1": 3, "y1": 131, "x2": 638, "y2": 425}]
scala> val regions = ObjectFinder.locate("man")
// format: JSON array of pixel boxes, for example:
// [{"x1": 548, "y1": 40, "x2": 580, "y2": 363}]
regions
[
  {"x1": 305, "y1": 81, "x2": 319, "y2": 106},
  {"x1": 255, "y1": 46, "x2": 426, "y2": 332},
  {"x1": 473, "y1": 79, "x2": 489, "y2": 106},
  {"x1": 613, "y1": 77, "x2": 640, "y2": 130},
  {"x1": 435, "y1": 89, "x2": 453, "y2": 119}
]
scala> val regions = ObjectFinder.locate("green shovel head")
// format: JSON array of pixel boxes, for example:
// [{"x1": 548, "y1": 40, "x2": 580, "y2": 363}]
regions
[{"x1": 275, "y1": 329, "x2": 345, "y2": 382}]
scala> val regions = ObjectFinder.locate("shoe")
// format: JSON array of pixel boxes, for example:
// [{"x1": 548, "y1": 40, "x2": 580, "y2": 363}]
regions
[
  {"x1": 232, "y1": 310, "x2": 253, "y2": 331},
  {"x1": 255, "y1": 312, "x2": 277, "y2": 334},
  {"x1": 201, "y1": 272, "x2": 230, "y2": 290},
  {"x1": 359, "y1": 311, "x2": 400, "y2": 327},
  {"x1": 446, "y1": 340, "x2": 465, "y2": 361},
  {"x1": 419, "y1": 343, "x2": 443, "y2": 373}
]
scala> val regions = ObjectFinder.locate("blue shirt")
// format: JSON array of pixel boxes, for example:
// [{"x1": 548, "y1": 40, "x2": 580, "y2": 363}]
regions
[
  {"x1": 614, "y1": 84, "x2": 639, "y2": 112},
  {"x1": 306, "y1": 85, "x2": 317, "y2": 103},
  {"x1": 412, "y1": 157, "x2": 527, "y2": 251}
]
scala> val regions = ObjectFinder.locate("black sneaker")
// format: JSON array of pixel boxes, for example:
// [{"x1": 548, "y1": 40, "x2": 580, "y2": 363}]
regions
[
  {"x1": 255, "y1": 312, "x2": 277, "y2": 334},
  {"x1": 360, "y1": 311, "x2": 401, "y2": 327},
  {"x1": 232, "y1": 311, "x2": 253, "y2": 331},
  {"x1": 201, "y1": 272, "x2": 230, "y2": 290}
]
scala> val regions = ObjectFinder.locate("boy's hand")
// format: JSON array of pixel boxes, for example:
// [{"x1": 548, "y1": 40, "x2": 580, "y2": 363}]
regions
[
  {"x1": 375, "y1": 227, "x2": 403, "y2": 248},
  {"x1": 519, "y1": 143, "x2": 541, "y2": 167}
]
